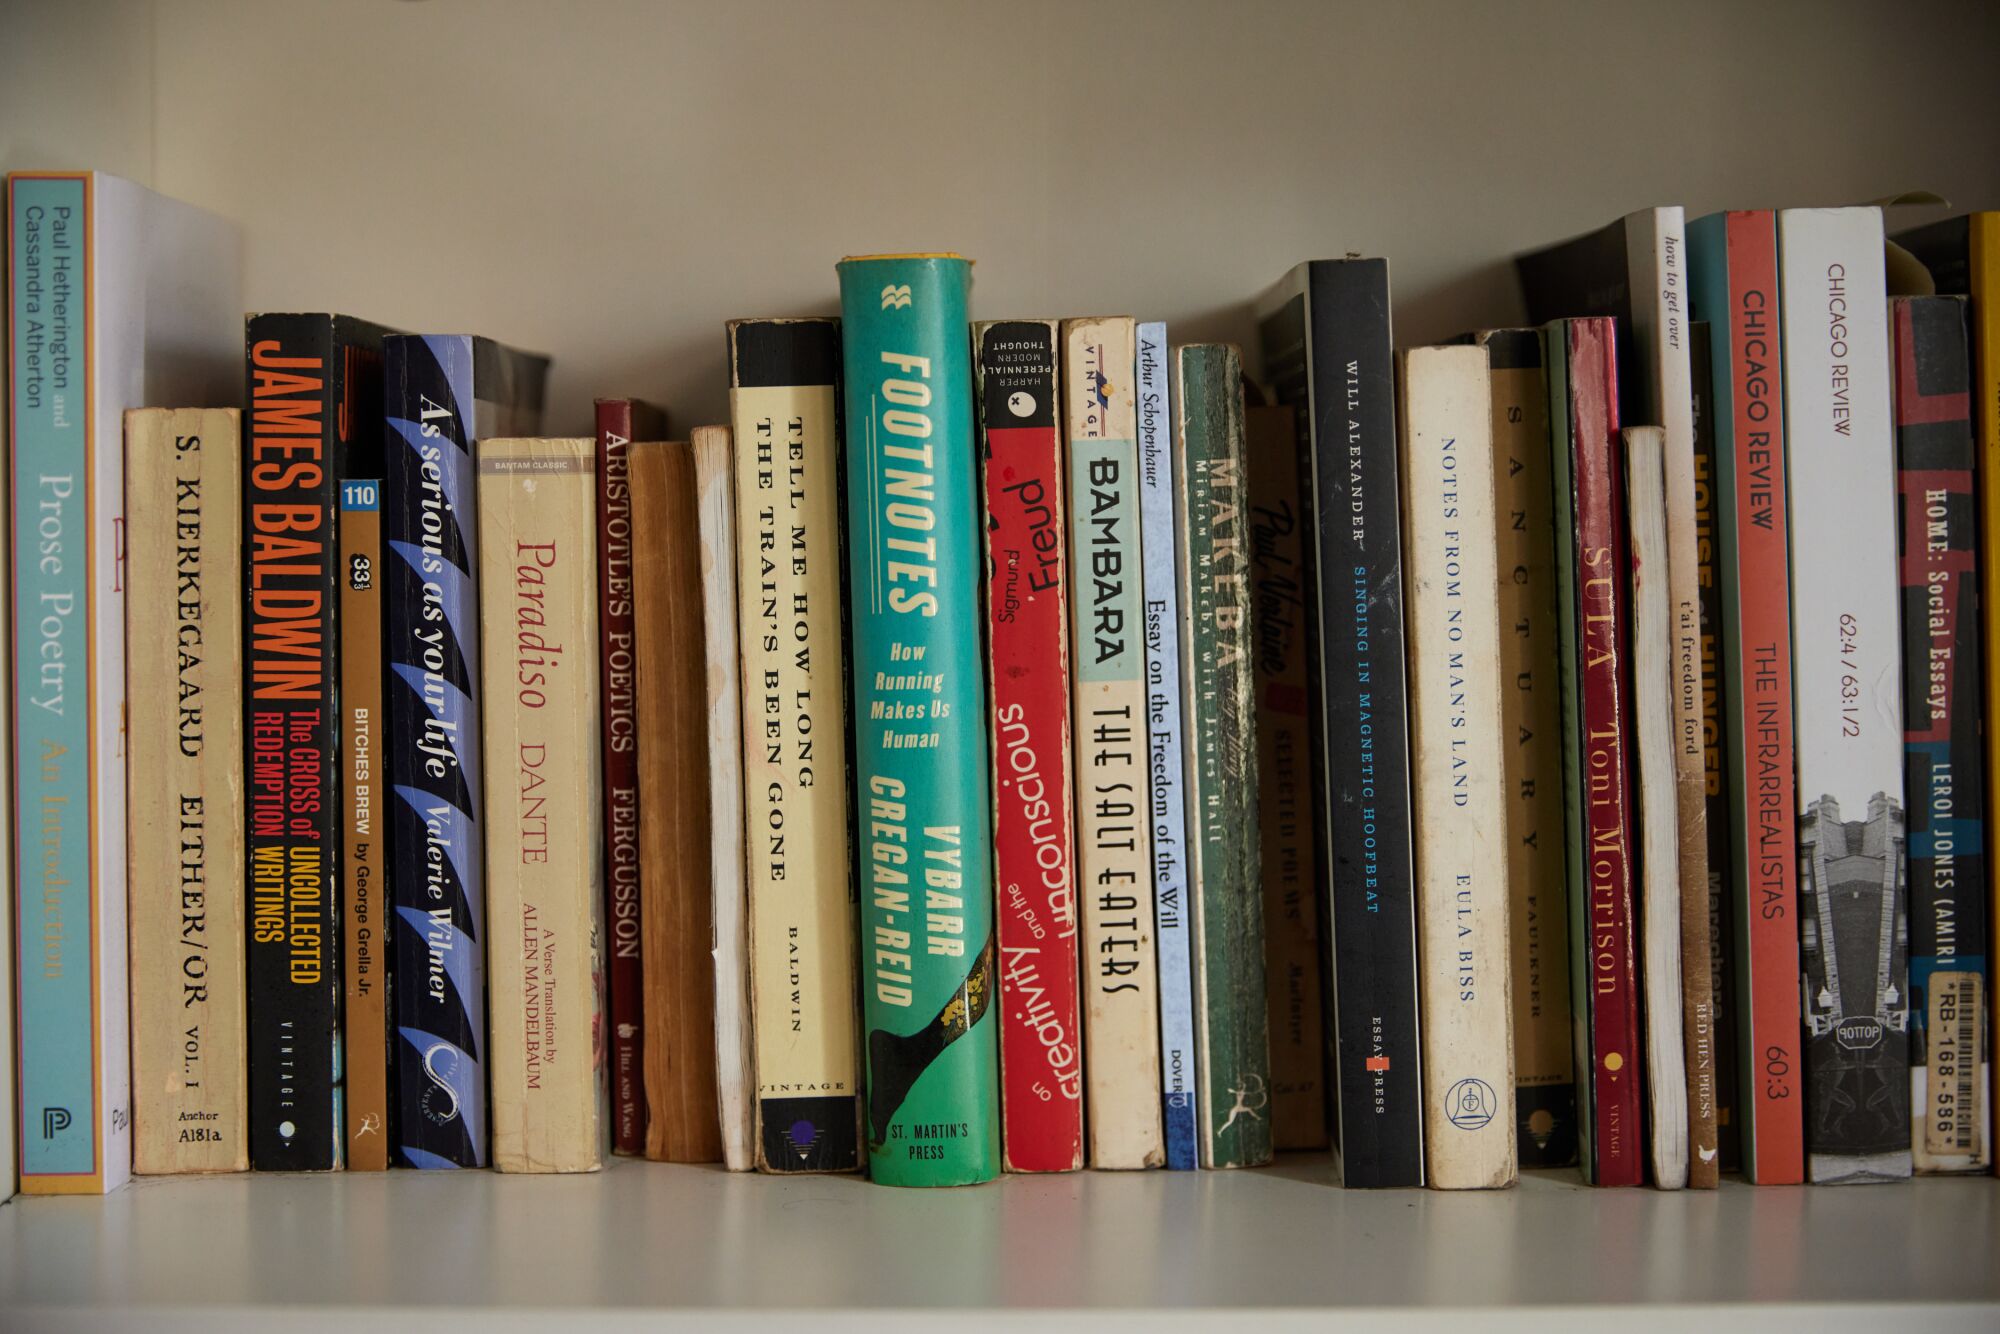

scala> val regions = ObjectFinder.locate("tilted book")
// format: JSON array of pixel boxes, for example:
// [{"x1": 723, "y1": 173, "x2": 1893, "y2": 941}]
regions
[
  {"x1": 593, "y1": 397, "x2": 666, "y2": 1156},
  {"x1": 10, "y1": 172, "x2": 238, "y2": 1193},
  {"x1": 125, "y1": 408, "x2": 247, "y2": 1175},
  {"x1": 476, "y1": 437, "x2": 608, "y2": 1172},
  {"x1": 1063, "y1": 315, "x2": 1164, "y2": 1169},
  {"x1": 382, "y1": 334, "x2": 548, "y2": 1168},
  {"x1": 1892, "y1": 295, "x2": 1989, "y2": 1174},
  {"x1": 1256, "y1": 259, "x2": 1422, "y2": 1186},
  {"x1": 726, "y1": 320, "x2": 864, "y2": 1173},
  {"x1": 1687, "y1": 210, "x2": 1805, "y2": 1183},
  {"x1": 1472, "y1": 329, "x2": 1578, "y2": 1169},
  {"x1": 339, "y1": 471, "x2": 390, "y2": 1170},
  {"x1": 1175, "y1": 343, "x2": 1273, "y2": 1170},
  {"x1": 837, "y1": 254, "x2": 1000, "y2": 1186},
  {"x1": 1547, "y1": 317, "x2": 1643, "y2": 1186},
  {"x1": 630, "y1": 439, "x2": 723, "y2": 1164},
  {"x1": 976, "y1": 319, "x2": 1084, "y2": 1173},
  {"x1": 1625, "y1": 424, "x2": 1692, "y2": 1189},
  {"x1": 1397, "y1": 344, "x2": 1517, "y2": 1188},
  {"x1": 694, "y1": 423, "x2": 755, "y2": 1173},
  {"x1": 1780, "y1": 207, "x2": 1911, "y2": 1185},
  {"x1": 1138, "y1": 319, "x2": 1199, "y2": 1170},
  {"x1": 1246, "y1": 400, "x2": 1328, "y2": 1150},
  {"x1": 244, "y1": 311, "x2": 391, "y2": 1172}
]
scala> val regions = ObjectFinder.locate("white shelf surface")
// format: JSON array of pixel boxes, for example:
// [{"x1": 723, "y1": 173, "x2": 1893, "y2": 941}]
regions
[{"x1": 1, "y1": 1156, "x2": 1996, "y2": 1328}]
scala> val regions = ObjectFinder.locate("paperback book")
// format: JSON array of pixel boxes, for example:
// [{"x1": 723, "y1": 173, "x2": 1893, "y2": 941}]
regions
[{"x1": 339, "y1": 470, "x2": 390, "y2": 1170}]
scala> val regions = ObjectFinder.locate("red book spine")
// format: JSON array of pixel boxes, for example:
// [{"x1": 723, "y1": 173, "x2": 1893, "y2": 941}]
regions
[
  {"x1": 595, "y1": 398, "x2": 661, "y2": 1155},
  {"x1": 1569, "y1": 318, "x2": 1645, "y2": 1186},
  {"x1": 978, "y1": 321, "x2": 1085, "y2": 1171},
  {"x1": 1725, "y1": 212, "x2": 1805, "y2": 1182}
]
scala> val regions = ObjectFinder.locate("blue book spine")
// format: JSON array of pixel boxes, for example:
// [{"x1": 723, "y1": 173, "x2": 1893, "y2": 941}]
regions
[{"x1": 1138, "y1": 320, "x2": 1199, "y2": 1169}]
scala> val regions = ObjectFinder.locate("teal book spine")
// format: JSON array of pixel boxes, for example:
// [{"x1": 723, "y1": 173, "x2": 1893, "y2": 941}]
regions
[{"x1": 837, "y1": 254, "x2": 1001, "y2": 1186}]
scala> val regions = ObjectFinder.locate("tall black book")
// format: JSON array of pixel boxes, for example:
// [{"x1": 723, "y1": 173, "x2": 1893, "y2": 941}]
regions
[
  {"x1": 382, "y1": 335, "x2": 548, "y2": 1169},
  {"x1": 1255, "y1": 259, "x2": 1422, "y2": 1186},
  {"x1": 244, "y1": 312, "x2": 395, "y2": 1170}
]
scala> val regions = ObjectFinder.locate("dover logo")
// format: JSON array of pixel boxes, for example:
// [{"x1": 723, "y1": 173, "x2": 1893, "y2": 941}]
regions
[
  {"x1": 1445, "y1": 1078, "x2": 1497, "y2": 1130},
  {"x1": 880, "y1": 285, "x2": 912, "y2": 310},
  {"x1": 1836, "y1": 1016, "x2": 1885, "y2": 1050}
]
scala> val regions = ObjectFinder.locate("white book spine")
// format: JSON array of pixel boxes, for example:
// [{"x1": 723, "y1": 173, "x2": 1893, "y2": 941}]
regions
[
  {"x1": 1137, "y1": 320, "x2": 1199, "y2": 1170},
  {"x1": 1625, "y1": 424, "x2": 1691, "y2": 1188},
  {"x1": 1397, "y1": 344, "x2": 1516, "y2": 1188},
  {"x1": 695, "y1": 425, "x2": 754, "y2": 1172}
]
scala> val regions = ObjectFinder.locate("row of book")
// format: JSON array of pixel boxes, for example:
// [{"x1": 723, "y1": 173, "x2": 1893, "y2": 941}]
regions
[{"x1": 4, "y1": 172, "x2": 1996, "y2": 1193}]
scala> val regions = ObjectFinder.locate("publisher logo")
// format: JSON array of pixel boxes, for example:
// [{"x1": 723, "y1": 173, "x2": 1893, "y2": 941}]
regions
[
  {"x1": 40, "y1": 1107, "x2": 71, "y2": 1139},
  {"x1": 420, "y1": 1042, "x2": 464, "y2": 1126},
  {"x1": 880, "y1": 285, "x2": 912, "y2": 310},
  {"x1": 1836, "y1": 1017, "x2": 1885, "y2": 1051},
  {"x1": 1007, "y1": 391, "x2": 1036, "y2": 418},
  {"x1": 1445, "y1": 1078, "x2": 1497, "y2": 1131}
]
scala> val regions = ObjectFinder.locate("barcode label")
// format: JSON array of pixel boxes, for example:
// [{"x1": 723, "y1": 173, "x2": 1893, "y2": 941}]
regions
[{"x1": 1924, "y1": 970, "x2": 1983, "y2": 1158}]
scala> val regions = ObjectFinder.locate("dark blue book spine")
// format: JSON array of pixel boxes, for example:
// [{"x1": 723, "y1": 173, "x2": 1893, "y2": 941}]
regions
[{"x1": 384, "y1": 335, "x2": 491, "y2": 1167}]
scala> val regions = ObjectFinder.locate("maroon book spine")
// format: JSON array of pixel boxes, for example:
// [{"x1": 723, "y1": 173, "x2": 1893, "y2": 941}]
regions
[
  {"x1": 1566, "y1": 319, "x2": 1646, "y2": 1186},
  {"x1": 596, "y1": 397, "x2": 667, "y2": 1155}
]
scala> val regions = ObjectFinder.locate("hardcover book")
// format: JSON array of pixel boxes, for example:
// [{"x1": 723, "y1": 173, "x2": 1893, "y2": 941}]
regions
[
  {"x1": 630, "y1": 439, "x2": 723, "y2": 1164},
  {"x1": 1246, "y1": 400, "x2": 1328, "y2": 1150},
  {"x1": 1625, "y1": 424, "x2": 1692, "y2": 1189},
  {"x1": 1398, "y1": 344, "x2": 1517, "y2": 1188},
  {"x1": 837, "y1": 254, "x2": 1000, "y2": 1186},
  {"x1": 1175, "y1": 343, "x2": 1273, "y2": 1171},
  {"x1": 1891, "y1": 295, "x2": 1988, "y2": 1174},
  {"x1": 1138, "y1": 319, "x2": 1200, "y2": 1169},
  {"x1": 593, "y1": 397, "x2": 666, "y2": 1156},
  {"x1": 383, "y1": 334, "x2": 548, "y2": 1169},
  {"x1": 1473, "y1": 328, "x2": 1578, "y2": 1169},
  {"x1": 1687, "y1": 210, "x2": 1805, "y2": 1183},
  {"x1": 1063, "y1": 315, "x2": 1164, "y2": 1169},
  {"x1": 1255, "y1": 258, "x2": 1422, "y2": 1187},
  {"x1": 725, "y1": 319, "x2": 864, "y2": 1173},
  {"x1": 695, "y1": 423, "x2": 755, "y2": 1173},
  {"x1": 976, "y1": 319, "x2": 1084, "y2": 1173},
  {"x1": 1780, "y1": 206, "x2": 1911, "y2": 1185},
  {"x1": 125, "y1": 408, "x2": 247, "y2": 1175},
  {"x1": 244, "y1": 311, "x2": 391, "y2": 1172},
  {"x1": 339, "y1": 471, "x2": 390, "y2": 1170},
  {"x1": 476, "y1": 437, "x2": 608, "y2": 1173},
  {"x1": 1546, "y1": 316, "x2": 1644, "y2": 1186},
  {"x1": 10, "y1": 172, "x2": 238, "y2": 1192}
]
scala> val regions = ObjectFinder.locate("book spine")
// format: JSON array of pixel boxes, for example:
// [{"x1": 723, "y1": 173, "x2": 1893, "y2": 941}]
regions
[
  {"x1": 338, "y1": 473, "x2": 390, "y2": 1170},
  {"x1": 726, "y1": 320, "x2": 864, "y2": 1173},
  {"x1": 1176, "y1": 343, "x2": 1273, "y2": 1170},
  {"x1": 383, "y1": 336, "x2": 489, "y2": 1169},
  {"x1": 1627, "y1": 425, "x2": 1692, "y2": 1189},
  {"x1": 1398, "y1": 345, "x2": 1517, "y2": 1188},
  {"x1": 1310, "y1": 261, "x2": 1424, "y2": 1185},
  {"x1": 1551, "y1": 317, "x2": 1644, "y2": 1185},
  {"x1": 1139, "y1": 320, "x2": 1200, "y2": 1170},
  {"x1": 976, "y1": 320, "x2": 1084, "y2": 1173},
  {"x1": 837, "y1": 255, "x2": 1000, "y2": 1186},
  {"x1": 477, "y1": 437, "x2": 607, "y2": 1172},
  {"x1": 1064, "y1": 316, "x2": 1164, "y2": 1169},
  {"x1": 593, "y1": 401, "x2": 646, "y2": 1156},
  {"x1": 1893, "y1": 296, "x2": 1990, "y2": 1174},
  {"x1": 631, "y1": 440, "x2": 723, "y2": 1164},
  {"x1": 243, "y1": 314, "x2": 344, "y2": 1171},
  {"x1": 1482, "y1": 329, "x2": 1578, "y2": 1169},
  {"x1": 1246, "y1": 402, "x2": 1328, "y2": 1150},
  {"x1": 126, "y1": 408, "x2": 248, "y2": 1174},
  {"x1": 1780, "y1": 207, "x2": 1912, "y2": 1185},
  {"x1": 1689, "y1": 321, "x2": 1742, "y2": 1173},
  {"x1": 695, "y1": 424, "x2": 755, "y2": 1172},
  {"x1": 1969, "y1": 214, "x2": 2000, "y2": 1176}
]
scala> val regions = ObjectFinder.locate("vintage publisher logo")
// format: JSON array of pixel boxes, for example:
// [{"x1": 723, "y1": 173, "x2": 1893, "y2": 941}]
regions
[
  {"x1": 880, "y1": 284, "x2": 912, "y2": 310},
  {"x1": 420, "y1": 1042, "x2": 465, "y2": 1126},
  {"x1": 40, "y1": 1107, "x2": 71, "y2": 1139},
  {"x1": 1445, "y1": 1078, "x2": 1497, "y2": 1130},
  {"x1": 1835, "y1": 1016, "x2": 1885, "y2": 1051},
  {"x1": 1007, "y1": 391, "x2": 1036, "y2": 418}
]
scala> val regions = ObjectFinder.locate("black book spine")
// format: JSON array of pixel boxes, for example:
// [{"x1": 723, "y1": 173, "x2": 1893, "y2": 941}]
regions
[
  {"x1": 243, "y1": 315, "x2": 370, "y2": 1170},
  {"x1": 382, "y1": 336, "x2": 491, "y2": 1168}
]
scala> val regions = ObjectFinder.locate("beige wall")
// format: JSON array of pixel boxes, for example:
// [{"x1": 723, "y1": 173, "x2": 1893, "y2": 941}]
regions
[{"x1": 6, "y1": 0, "x2": 2000, "y2": 432}]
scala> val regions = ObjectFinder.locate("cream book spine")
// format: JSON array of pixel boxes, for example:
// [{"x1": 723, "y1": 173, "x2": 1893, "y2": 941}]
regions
[
  {"x1": 1397, "y1": 345, "x2": 1517, "y2": 1189},
  {"x1": 478, "y1": 437, "x2": 609, "y2": 1173}
]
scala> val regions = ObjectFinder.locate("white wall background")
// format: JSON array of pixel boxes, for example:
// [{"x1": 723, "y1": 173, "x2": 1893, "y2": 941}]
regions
[{"x1": 5, "y1": 0, "x2": 1999, "y2": 433}]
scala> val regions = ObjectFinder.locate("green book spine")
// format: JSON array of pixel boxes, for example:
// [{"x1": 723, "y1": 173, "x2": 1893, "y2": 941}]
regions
[
  {"x1": 837, "y1": 254, "x2": 1000, "y2": 1186},
  {"x1": 1173, "y1": 343, "x2": 1273, "y2": 1168}
]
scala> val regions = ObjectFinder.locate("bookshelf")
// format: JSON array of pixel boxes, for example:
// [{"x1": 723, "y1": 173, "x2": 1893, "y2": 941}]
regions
[{"x1": 4, "y1": 0, "x2": 2000, "y2": 1327}]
